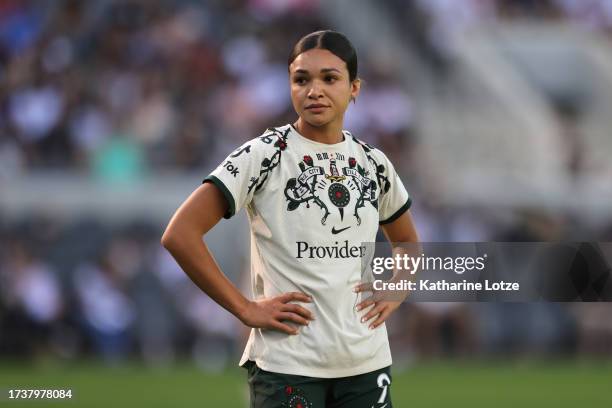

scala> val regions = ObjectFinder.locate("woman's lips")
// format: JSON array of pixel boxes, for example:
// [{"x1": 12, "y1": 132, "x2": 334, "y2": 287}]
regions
[{"x1": 306, "y1": 105, "x2": 328, "y2": 113}]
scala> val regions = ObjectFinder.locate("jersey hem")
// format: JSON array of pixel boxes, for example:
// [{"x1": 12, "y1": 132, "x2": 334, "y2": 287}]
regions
[
  {"x1": 203, "y1": 175, "x2": 236, "y2": 219},
  {"x1": 238, "y1": 356, "x2": 393, "y2": 379},
  {"x1": 380, "y1": 197, "x2": 412, "y2": 225}
]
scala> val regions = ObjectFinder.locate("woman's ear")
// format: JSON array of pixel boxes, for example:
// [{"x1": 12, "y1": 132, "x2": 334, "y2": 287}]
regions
[{"x1": 351, "y1": 78, "x2": 361, "y2": 103}]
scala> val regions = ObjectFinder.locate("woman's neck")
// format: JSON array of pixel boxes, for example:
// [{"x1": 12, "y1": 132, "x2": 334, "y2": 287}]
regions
[{"x1": 294, "y1": 118, "x2": 345, "y2": 145}]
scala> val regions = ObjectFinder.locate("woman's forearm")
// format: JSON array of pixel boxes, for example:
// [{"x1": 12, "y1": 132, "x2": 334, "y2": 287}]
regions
[{"x1": 162, "y1": 231, "x2": 250, "y2": 322}]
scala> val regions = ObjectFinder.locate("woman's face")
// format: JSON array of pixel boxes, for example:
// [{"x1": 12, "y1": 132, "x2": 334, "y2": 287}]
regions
[{"x1": 289, "y1": 48, "x2": 360, "y2": 128}]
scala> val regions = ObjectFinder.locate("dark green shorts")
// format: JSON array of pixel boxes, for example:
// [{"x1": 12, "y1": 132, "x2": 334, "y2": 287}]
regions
[{"x1": 244, "y1": 360, "x2": 393, "y2": 408}]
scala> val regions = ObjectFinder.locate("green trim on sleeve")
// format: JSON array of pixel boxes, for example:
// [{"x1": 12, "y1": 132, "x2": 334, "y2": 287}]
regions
[
  {"x1": 379, "y1": 197, "x2": 412, "y2": 225},
  {"x1": 203, "y1": 175, "x2": 236, "y2": 219}
]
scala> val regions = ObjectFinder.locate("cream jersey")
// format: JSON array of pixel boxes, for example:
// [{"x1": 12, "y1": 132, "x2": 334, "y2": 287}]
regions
[{"x1": 204, "y1": 124, "x2": 411, "y2": 378}]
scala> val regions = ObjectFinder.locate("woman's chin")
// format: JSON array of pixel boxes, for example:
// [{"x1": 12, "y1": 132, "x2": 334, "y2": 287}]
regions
[{"x1": 303, "y1": 115, "x2": 332, "y2": 128}]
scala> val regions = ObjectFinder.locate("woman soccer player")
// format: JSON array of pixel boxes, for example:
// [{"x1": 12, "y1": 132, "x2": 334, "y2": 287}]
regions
[{"x1": 162, "y1": 30, "x2": 419, "y2": 408}]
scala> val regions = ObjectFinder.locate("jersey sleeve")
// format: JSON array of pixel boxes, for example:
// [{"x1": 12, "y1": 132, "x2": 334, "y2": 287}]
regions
[
  {"x1": 375, "y1": 151, "x2": 412, "y2": 225},
  {"x1": 203, "y1": 136, "x2": 278, "y2": 219}
]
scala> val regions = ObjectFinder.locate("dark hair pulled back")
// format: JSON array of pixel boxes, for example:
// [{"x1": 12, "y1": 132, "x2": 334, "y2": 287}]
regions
[{"x1": 288, "y1": 30, "x2": 358, "y2": 82}]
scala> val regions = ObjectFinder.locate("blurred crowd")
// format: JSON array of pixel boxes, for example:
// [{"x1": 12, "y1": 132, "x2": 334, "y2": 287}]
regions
[
  {"x1": 1, "y1": 211, "x2": 611, "y2": 369},
  {"x1": 0, "y1": 0, "x2": 413, "y2": 180},
  {"x1": 3, "y1": 1, "x2": 612, "y2": 177},
  {"x1": 0, "y1": 0, "x2": 415, "y2": 368},
  {"x1": 2, "y1": 0, "x2": 612, "y2": 369},
  {"x1": 0, "y1": 216, "x2": 241, "y2": 369}
]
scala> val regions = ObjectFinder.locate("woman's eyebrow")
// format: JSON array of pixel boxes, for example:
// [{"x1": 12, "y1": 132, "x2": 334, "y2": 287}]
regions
[{"x1": 293, "y1": 68, "x2": 342, "y2": 74}]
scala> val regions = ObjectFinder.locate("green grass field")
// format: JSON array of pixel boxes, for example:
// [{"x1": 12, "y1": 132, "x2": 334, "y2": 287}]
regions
[{"x1": 1, "y1": 359, "x2": 611, "y2": 407}]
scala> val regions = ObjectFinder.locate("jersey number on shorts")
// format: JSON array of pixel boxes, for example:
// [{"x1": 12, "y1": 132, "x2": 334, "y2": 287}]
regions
[{"x1": 376, "y1": 373, "x2": 391, "y2": 403}]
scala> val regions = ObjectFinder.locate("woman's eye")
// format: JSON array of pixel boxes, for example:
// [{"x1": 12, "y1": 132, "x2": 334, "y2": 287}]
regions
[
  {"x1": 294, "y1": 77, "x2": 307, "y2": 85},
  {"x1": 325, "y1": 76, "x2": 337, "y2": 83}
]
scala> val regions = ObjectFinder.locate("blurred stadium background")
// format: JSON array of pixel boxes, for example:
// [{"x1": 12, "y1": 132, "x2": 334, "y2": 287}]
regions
[{"x1": 1, "y1": 0, "x2": 612, "y2": 406}]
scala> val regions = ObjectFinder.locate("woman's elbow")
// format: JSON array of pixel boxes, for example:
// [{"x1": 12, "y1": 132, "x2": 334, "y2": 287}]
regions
[
  {"x1": 161, "y1": 223, "x2": 204, "y2": 252},
  {"x1": 161, "y1": 227, "x2": 179, "y2": 251}
]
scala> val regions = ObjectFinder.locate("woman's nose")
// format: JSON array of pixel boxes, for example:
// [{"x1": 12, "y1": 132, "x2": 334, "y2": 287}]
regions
[{"x1": 307, "y1": 80, "x2": 323, "y2": 98}]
